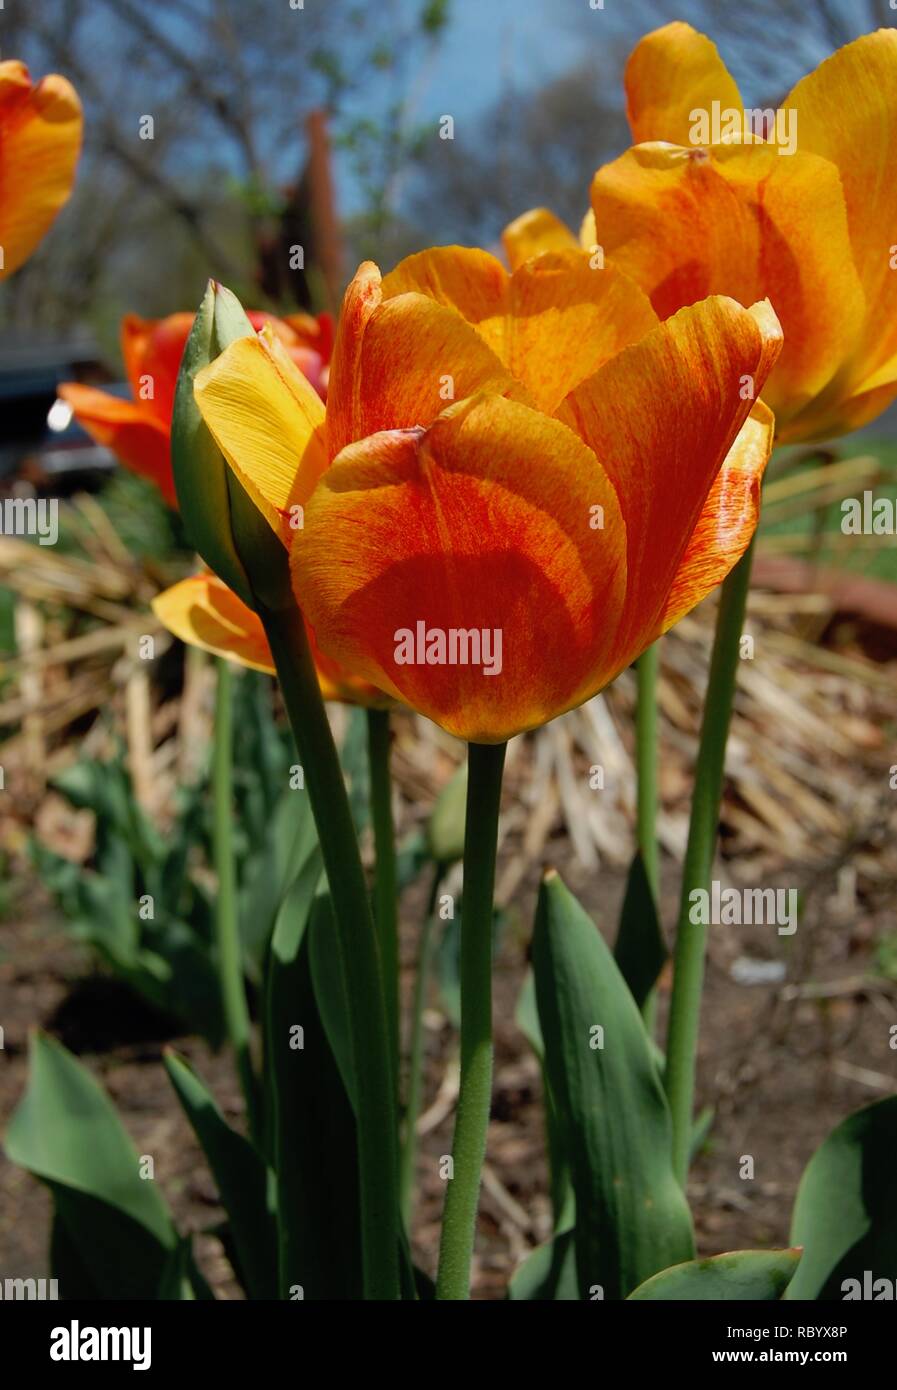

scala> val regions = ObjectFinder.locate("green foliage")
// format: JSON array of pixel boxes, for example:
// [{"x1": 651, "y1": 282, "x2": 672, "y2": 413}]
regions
[
  {"x1": 32, "y1": 749, "x2": 224, "y2": 1045},
  {"x1": 3, "y1": 1032, "x2": 197, "y2": 1299},
  {"x1": 515, "y1": 971, "x2": 573, "y2": 1232},
  {"x1": 787, "y1": 1095, "x2": 897, "y2": 1300},
  {"x1": 531, "y1": 871, "x2": 695, "y2": 1299},
  {"x1": 508, "y1": 1229, "x2": 578, "y2": 1301},
  {"x1": 32, "y1": 671, "x2": 299, "y2": 1044},
  {"x1": 629, "y1": 1249, "x2": 802, "y2": 1301},
  {"x1": 265, "y1": 875, "x2": 363, "y2": 1299},
  {"x1": 170, "y1": 281, "x2": 296, "y2": 611},
  {"x1": 614, "y1": 850, "x2": 668, "y2": 1012},
  {"x1": 164, "y1": 1051, "x2": 277, "y2": 1300}
]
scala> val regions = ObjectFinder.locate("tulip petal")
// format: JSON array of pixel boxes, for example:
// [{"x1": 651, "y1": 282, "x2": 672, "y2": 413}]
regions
[
  {"x1": 783, "y1": 29, "x2": 897, "y2": 396},
  {"x1": 152, "y1": 572, "x2": 389, "y2": 706},
  {"x1": 0, "y1": 61, "x2": 82, "y2": 278},
  {"x1": 792, "y1": 348, "x2": 897, "y2": 443},
  {"x1": 501, "y1": 207, "x2": 580, "y2": 271},
  {"x1": 506, "y1": 252, "x2": 658, "y2": 414},
  {"x1": 121, "y1": 313, "x2": 194, "y2": 429},
  {"x1": 556, "y1": 296, "x2": 781, "y2": 667},
  {"x1": 344, "y1": 288, "x2": 531, "y2": 440},
  {"x1": 624, "y1": 21, "x2": 742, "y2": 145},
  {"x1": 291, "y1": 395, "x2": 628, "y2": 743},
  {"x1": 591, "y1": 141, "x2": 864, "y2": 432},
  {"x1": 152, "y1": 573, "x2": 275, "y2": 673},
  {"x1": 381, "y1": 246, "x2": 509, "y2": 357},
  {"x1": 326, "y1": 261, "x2": 383, "y2": 459},
  {"x1": 654, "y1": 401, "x2": 773, "y2": 636},
  {"x1": 193, "y1": 326, "x2": 328, "y2": 544},
  {"x1": 382, "y1": 245, "x2": 658, "y2": 415},
  {"x1": 57, "y1": 383, "x2": 175, "y2": 505}
]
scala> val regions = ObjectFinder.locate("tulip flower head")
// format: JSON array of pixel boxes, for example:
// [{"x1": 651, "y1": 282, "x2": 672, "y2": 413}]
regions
[
  {"x1": 185, "y1": 253, "x2": 782, "y2": 743},
  {"x1": 509, "y1": 22, "x2": 897, "y2": 445},
  {"x1": 0, "y1": 61, "x2": 82, "y2": 279}
]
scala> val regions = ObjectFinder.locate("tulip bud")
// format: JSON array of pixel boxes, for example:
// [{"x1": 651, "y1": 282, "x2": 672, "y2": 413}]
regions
[
  {"x1": 427, "y1": 763, "x2": 468, "y2": 864},
  {"x1": 172, "y1": 281, "x2": 293, "y2": 611}
]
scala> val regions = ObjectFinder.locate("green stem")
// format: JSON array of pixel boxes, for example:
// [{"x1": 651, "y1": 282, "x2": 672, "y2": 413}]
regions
[
  {"x1": 259, "y1": 604, "x2": 400, "y2": 1301},
  {"x1": 367, "y1": 708, "x2": 399, "y2": 1089},
  {"x1": 436, "y1": 741, "x2": 506, "y2": 1301},
  {"x1": 635, "y1": 641, "x2": 660, "y2": 1034},
  {"x1": 212, "y1": 658, "x2": 260, "y2": 1142},
  {"x1": 400, "y1": 860, "x2": 443, "y2": 1232},
  {"x1": 664, "y1": 540, "x2": 755, "y2": 1186}
]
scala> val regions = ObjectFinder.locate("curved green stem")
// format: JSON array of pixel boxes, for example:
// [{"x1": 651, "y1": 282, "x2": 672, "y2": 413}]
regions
[
  {"x1": 436, "y1": 741, "x2": 506, "y2": 1301},
  {"x1": 212, "y1": 657, "x2": 260, "y2": 1142},
  {"x1": 260, "y1": 604, "x2": 400, "y2": 1300},
  {"x1": 367, "y1": 708, "x2": 399, "y2": 1088},
  {"x1": 635, "y1": 641, "x2": 660, "y2": 1034},
  {"x1": 400, "y1": 860, "x2": 443, "y2": 1232},
  {"x1": 664, "y1": 541, "x2": 755, "y2": 1186}
]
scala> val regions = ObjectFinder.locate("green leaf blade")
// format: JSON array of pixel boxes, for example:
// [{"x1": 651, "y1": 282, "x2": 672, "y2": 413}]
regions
[
  {"x1": 787, "y1": 1095, "x2": 897, "y2": 1300},
  {"x1": 163, "y1": 1051, "x2": 277, "y2": 1301},
  {"x1": 628, "y1": 1248, "x2": 801, "y2": 1300},
  {"x1": 532, "y1": 870, "x2": 694, "y2": 1300}
]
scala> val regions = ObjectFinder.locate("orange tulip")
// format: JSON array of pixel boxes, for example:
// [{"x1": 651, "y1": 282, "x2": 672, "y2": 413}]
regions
[
  {"x1": 59, "y1": 309, "x2": 332, "y2": 506},
  {"x1": 186, "y1": 253, "x2": 782, "y2": 743},
  {"x1": 0, "y1": 60, "x2": 82, "y2": 279},
  {"x1": 508, "y1": 23, "x2": 897, "y2": 444}
]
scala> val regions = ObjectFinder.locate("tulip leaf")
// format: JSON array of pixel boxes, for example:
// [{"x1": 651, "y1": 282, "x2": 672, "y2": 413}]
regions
[
  {"x1": 628, "y1": 1249, "x2": 801, "y2": 1300},
  {"x1": 4, "y1": 1031, "x2": 178, "y2": 1298},
  {"x1": 171, "y1": 282, "x2": 254, "y2": 608},
  {"x1": 614, "y1": 850, "x2": 667, "y2": 1011},
  {"x1": 265, "y1": 863, "x2": 362, "y2": 1299},
  {"x1": 239, "y1": 784, "x2": 320, "y2": 984},
  {"x1": 163, "y1": 1051, "x2": 277, "y2": 1301},
  {"x1": 307, "y1": 891, "x2": 357, "y2": 1114},
  {"x1": 532, "y1": 870, "x2": 694, "y2": 1299},
  {"x1": 508, "y1": 1228, "x2": 579, "y2": 1301},
  {"x1": 516, "y1": 971, "x2": 573, "y2": 1231},
  {"x1": 786, "y1": 1095, "x2": 897, "y2": 1300}
]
